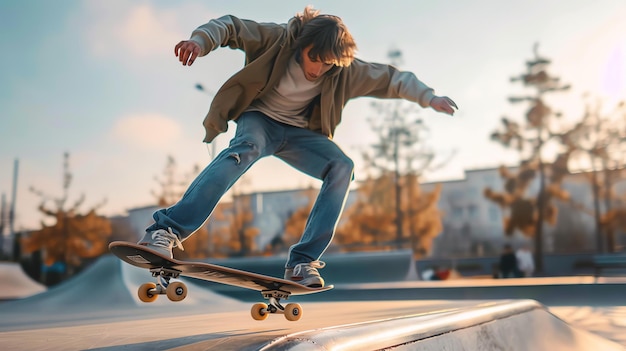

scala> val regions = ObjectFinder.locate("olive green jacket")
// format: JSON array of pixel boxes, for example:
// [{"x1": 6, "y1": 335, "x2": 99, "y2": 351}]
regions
[{"x1": 190, "y1": 14, "x2": 436, "y2": 143}]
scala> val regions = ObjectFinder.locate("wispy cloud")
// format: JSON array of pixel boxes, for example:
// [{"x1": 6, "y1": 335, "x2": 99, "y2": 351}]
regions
[
  {"x1": 81, "y1": 2, "x2": 187, "y2": 60},
  {"x1": 111, "y1": 113, "x2": 182, "y2": 151}
]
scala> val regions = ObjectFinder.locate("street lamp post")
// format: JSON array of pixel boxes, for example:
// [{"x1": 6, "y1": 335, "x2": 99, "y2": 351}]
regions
[
  {"x1": 9, "y1": 159, "x2": 18, "y2": 261},
  {"x1": 0, "y1": 193, "x2": 5, "y2": 258}
]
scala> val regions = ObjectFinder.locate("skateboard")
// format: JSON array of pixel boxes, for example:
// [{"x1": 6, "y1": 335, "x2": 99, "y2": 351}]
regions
[{"x1": 109, "y1": 241, "x2": 333, "y2": 321}]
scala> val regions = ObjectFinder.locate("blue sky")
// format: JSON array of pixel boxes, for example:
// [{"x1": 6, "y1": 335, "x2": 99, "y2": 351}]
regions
[{"x1": 1, "y1": 0, "x2": 625, "y2": 230}]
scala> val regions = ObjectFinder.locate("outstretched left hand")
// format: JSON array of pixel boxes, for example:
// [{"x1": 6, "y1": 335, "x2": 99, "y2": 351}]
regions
[{"x1": 430, "y1": 96, "x2": 458, "y2": 116}]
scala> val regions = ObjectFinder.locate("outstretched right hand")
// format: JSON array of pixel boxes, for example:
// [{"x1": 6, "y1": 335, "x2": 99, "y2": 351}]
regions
[
  {"x1": 429, "y1": 96, "x2": 458, "y2": 116},
  {"x1": 174, "y1": 40, "x2": 201, "y2": 66}
]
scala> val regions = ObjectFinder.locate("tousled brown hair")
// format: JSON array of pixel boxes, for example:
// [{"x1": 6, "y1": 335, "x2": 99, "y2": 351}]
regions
[{"x1": 294, "y1": 6, "x2": 357, "y2": 67}]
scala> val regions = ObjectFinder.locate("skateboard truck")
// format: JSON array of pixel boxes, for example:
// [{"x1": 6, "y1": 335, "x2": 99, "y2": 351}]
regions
[
  {"x1": 251, "y1": 289, "x2": 302, "y2": 321},
  {"x1": 135, "y1": 267, "x2": 188, "y2": 303},
  {"x1": 262, "y1": 289, "x2": 291, "y2": 300}
]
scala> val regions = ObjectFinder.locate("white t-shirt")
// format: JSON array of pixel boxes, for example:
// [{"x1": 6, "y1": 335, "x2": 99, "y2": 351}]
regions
[
  {"x1": 246, "y1": 55, "x2": 322, "y2": 127},
  {"x1": 516, "y1": 249, "x2": 535, "y2": 273}
]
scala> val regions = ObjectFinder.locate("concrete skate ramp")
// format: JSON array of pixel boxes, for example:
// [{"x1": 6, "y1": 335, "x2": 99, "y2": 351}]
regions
[
  {"x1": 262, "y1": 300, "x2": 623, "y2": 350},
  {"x1": 0, "y1": 255, "x2": 242, "y2": 329},
  {"x1": 0, "y1": 262, "x2": 46, "y2": 300}
]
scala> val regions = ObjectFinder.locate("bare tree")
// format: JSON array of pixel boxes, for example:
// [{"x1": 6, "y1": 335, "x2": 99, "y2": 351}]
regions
[
  {"x1": 150, "y1": 155, "x2": 214, "y2": 259},
  {"x1": 564, "y1": 98, "x2": 626, "y2": 252},
  {"x1": 151, "y1": 155, "x2": 200, "y2": 207}
]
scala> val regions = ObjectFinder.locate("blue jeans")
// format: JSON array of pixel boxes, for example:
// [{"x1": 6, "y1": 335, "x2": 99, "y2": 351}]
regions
[{"x1": 147, "y1": 111, "x2": 354, "y2": 268}]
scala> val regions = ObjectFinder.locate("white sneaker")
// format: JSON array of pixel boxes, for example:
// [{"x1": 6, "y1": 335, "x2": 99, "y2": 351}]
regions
[
  {"x1": 137, "y1": 228, "x2": 184, "y2": 258},
  {"x1": 284, "y1": 261, "x2": 325, "y2": 288}
]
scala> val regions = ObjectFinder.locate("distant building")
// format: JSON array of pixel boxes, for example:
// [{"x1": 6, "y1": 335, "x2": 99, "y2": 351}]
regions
[
  {"x1": 245, "y1": 188, "x2": 359, "y2": 250},
  {"x1": 126, "y1": 205, "x2": 159, "y2": 240},
  {"x1": 422, "y1": 168, "x2": 508, "y2": 258},
  {"x1": 423, "y1": 167, "x2": 626, "y2": 257}
]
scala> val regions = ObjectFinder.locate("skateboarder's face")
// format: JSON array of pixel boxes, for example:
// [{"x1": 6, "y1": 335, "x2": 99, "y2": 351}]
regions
[{"x1": 300, "y1": 45, "x2": 334, "y2": 82}]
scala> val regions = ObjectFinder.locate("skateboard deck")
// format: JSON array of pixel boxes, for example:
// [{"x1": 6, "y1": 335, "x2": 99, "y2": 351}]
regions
[{"x1": 109, "y1": 241, "x2": 332, "y2": 321}]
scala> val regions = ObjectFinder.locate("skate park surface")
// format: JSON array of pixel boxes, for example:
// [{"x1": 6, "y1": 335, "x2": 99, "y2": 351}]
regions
[{"x1": 0, "y1": 251, "x2": 624, "y2": 350}]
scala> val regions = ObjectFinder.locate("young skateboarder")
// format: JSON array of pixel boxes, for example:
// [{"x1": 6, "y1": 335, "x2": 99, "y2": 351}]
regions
[{"x1": 138, "y1": 6, "x2": 458, "y2": 287}]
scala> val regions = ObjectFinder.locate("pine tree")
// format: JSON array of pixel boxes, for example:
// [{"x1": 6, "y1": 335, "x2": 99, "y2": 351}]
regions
[{"x1": 486, "y1": 44, "x2": 571, "y2": 271}]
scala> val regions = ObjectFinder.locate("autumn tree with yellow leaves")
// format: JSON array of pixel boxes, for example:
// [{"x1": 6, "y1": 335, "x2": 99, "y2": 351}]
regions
[
  {"x1": 23, "y1": 153, "x2": 111, "y2": 279},
  {"x1": 334, "y1": 48, "x2": 448, "y2": 257},
  {"x1": 336, "y1": 173, "x2": 442, "y2": 256},
  {"x1": 225, "y1": 193, "x2": 260, "y2": 256}
]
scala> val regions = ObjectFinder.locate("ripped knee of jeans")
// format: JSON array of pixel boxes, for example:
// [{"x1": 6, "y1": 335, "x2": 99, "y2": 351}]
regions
[
  {"x1": 227, "y1": 141, "x2": 258, "y2": 165},
  {"x1": 228, "y1": 152, "x2": 241, "y2": 164}
]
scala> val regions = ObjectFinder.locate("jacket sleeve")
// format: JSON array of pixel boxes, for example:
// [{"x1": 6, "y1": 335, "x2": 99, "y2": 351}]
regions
[
  {"x1": 189, "y1": 15, "x2": 284, "y2": 60},
  {"x1": 346, "y1": 59, "x2": 436, "y2": 108}
]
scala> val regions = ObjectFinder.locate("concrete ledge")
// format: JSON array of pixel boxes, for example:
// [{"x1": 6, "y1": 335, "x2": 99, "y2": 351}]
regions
[{"x1": 259, "y1": 300, "x2": 622, "y2": 350}]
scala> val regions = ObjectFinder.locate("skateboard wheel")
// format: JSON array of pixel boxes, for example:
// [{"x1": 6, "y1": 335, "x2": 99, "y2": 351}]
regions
[
  {"x1": 166, "y1": 281, "x2": 187, "y2": 302},
  {"x1": 251, "y1": 303, "x2": 269, "y2": 321},
  {"x1": 284, "y1": 303, "x2": 302, "y2": 321},
  {"x1": 138, "y1": 283, "x2": 158, "y2": 303}
]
